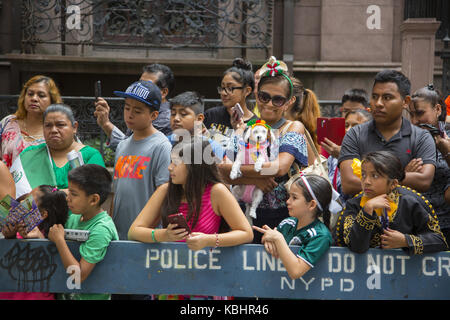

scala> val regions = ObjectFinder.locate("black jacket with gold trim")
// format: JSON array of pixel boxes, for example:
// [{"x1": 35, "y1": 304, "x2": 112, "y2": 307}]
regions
[{"x1": 333, "y1": 186, "x2": 448, "y2": 254}]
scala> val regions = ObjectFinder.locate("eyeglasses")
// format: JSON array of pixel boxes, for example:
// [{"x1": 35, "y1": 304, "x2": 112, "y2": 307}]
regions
[
  {"x1": 217, "y1": 86, "x2": 244, "y2": 95},
  {"x1": 257, "y1": 91, "x2": 288, "y2": 107}
]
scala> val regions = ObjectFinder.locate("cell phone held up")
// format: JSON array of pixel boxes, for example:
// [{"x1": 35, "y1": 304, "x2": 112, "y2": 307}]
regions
[
  {"x1": 418, "y1": 123, "x2": 441, "y2": 137},
  {"x1": 231, "y1": 103, "x2": 244, "y2": 122},
  {"x1": 95, "y1": 80, "x2": 102, "y2": 100},
  {"x1": 317, "y1": 117, "x2": 346, "y2": 146},
  {"x1": 167, "y1": 213, "x2": 191, "y2": 234}
]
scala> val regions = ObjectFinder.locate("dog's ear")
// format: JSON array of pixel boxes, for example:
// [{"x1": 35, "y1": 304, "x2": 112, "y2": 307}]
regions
[{"x1": 243, "y1": 126, "x2": 252, "y2": 143}]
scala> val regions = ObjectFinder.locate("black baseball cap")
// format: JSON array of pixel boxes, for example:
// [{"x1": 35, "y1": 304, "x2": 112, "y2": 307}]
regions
[{"x1": 114, "y1": 80, "x2": 162, "y2": 111}]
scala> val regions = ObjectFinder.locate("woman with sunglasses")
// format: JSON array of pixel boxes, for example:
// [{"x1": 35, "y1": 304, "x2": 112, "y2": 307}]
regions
[
  {"x1": 219, "y1": 57, "x2": 311, "y2": 244},
  {"x1": 203, "y1": 58, "x2": 258, "y2": 150}
]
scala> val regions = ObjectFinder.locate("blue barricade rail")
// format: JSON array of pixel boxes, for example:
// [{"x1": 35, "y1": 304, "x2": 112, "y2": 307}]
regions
[{"x1": 0, "y1": 239, "x2": 449, "y2": 300}]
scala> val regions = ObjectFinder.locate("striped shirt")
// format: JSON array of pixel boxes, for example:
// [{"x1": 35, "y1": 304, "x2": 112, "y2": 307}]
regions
[{"x1": 278, "y1": 217, "x2": 332, "y2": 267}]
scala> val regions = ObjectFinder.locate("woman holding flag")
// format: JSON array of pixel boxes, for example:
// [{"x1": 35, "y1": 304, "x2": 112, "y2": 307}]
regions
[{"x1": 10, "y1": 104, "x2": 105, "y2": 198}]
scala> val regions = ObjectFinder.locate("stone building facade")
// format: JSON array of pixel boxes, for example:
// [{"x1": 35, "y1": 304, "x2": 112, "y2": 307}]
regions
[{"x1": 0, "y1": 0, "x2": 448, "y2": 100}]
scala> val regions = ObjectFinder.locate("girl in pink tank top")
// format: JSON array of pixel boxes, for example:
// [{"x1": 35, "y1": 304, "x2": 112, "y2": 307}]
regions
[
  {"x1": 177, "y1": 183, "x2": 221, "y2": 239},
  {"x1": 129, "y1": 138, "x2": 253, "y2": 251},
  {"x1": 129, "y1": 138, "x2": 254, "y2": 300}
]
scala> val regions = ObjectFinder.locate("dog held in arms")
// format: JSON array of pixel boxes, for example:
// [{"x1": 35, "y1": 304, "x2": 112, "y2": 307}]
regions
[{"x1": 230, "y1": 119, "x2": 275, "y2": 219}]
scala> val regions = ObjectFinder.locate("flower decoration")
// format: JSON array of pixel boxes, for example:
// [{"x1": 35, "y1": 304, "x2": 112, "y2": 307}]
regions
[
  {"x1": 259, "y1": 56, "x2": 289, "y2": 78},
  {"x1": 351, "y1": 158, "x2": 362, "y2": 179}
]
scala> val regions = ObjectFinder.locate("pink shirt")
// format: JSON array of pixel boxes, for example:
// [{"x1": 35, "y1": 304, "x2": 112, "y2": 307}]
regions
[{"x1": 177, "y1": 183, "x2": 221, "y2": 239}]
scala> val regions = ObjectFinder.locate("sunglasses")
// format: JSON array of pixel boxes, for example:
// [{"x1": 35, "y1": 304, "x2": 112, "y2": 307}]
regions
[{"x1": 257, "y1": 91, "x2": 288, "y2": 107}]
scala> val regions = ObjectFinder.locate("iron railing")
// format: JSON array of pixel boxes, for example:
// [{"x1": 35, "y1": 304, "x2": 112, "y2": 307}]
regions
[
  {"x1": 0, "y1": 95, "x2": 341, "y2": 166},
  {"x1": 404, "y1": 0, "x2": 449, "y2": 40},
  {"x1": 20, "y1": 0, "x2": 273, "y2": 55},
  {"x1": 404, "y1": 0, "x2": 450, "y2": 95}
]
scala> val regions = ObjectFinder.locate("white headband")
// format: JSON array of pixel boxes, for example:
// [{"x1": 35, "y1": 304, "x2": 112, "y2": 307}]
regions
[{"x1": 299, "y1": 174, "x2": 323, "y2": 212}]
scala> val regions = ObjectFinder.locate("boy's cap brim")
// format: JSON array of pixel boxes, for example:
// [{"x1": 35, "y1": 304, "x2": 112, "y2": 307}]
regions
[{"x1": 113, "y1": 91, "x2": 160, "y2": 111}]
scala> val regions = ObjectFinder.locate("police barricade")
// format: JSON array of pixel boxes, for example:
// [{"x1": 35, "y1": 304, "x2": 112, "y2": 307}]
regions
[{"x1": 0, "y1": 239, "x2": 449, "y2": 300}]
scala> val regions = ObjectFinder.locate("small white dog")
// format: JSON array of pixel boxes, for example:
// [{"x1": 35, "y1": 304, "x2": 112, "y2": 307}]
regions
[{"x1": 230, "y1": 120, "x2": 274, "y2": 219}]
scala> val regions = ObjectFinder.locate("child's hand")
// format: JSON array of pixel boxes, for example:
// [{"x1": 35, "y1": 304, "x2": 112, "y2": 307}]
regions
[
  {"x1": 18, "y1": 224, "x2": 44, "y2": 239},
  {"x1": 165, "y1": 223, "x2": 189, "y2": 242},
  {"x1": 253, "y1": 225, "x2": 284, "y2": 243},
  {"x1": 17, "y1": 222, "x2": 29, "y2": 238},
  {"x1": 363, "y1": 194, "x2": 391, "y2": 215},
  {"x1": 380, "y1": 228, "x2": 407, "y2": 249},
  {"x1": 185, "y1": 232, "x2": 209, "y2": 251},
  {"x1": 264, "y1": 240, "x2": 279, "y2": 258},
  {"x1": 1, "y1": 223, "x2": 17, "y2": 239},
  {"x1": 48, "y1": 224, "x2": 65, "y2": 243}
]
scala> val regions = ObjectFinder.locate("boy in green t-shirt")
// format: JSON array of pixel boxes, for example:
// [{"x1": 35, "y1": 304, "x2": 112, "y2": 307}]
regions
[{"x1": 48, "y1": 164, "x2": 119, "y2": 300}]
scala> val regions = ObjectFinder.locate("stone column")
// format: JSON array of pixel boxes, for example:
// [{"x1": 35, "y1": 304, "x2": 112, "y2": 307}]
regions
[{"x1": 400, "y1": 18, "x2": 441, "y2": 93}]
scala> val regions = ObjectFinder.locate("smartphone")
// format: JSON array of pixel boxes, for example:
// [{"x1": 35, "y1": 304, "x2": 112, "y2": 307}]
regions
[
  {"x1": 317, "y1": 117, "x2": 346, "y2": 145},
  {"x1": 167, "y1": 213, "x2": 191, "y2": 233},
  {"x1": 232, "y1": 103, "x2": 244, "y2": 121},
  {"x1": 418, "y1": 123, "x2": 440, "y2": 136},
  {"x1": 317, "y1": 117, "x2": 346, "y2": 157},
  {"x1": 95, "y1": 80, "x2": 102, "y2": 100}
]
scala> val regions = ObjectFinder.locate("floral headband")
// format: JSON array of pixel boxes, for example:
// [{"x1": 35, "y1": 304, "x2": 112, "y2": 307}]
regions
[
  {"x1": 258, "y1": 56, "x2": 293, "y2": 97},
  {"x1": 247, "y1": 119, "x2": 272, "y2": 130}
]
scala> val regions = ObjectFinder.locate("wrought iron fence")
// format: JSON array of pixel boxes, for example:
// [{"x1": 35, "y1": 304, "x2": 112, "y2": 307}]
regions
[
  {"x1": 21, "y1": 0, "x2": 273, "y2": 54},
  {"x1": 0, "y1": 95, "x2": 341, "y2": 166},
  {"x1": 403, "y1": 0, "x2": 449, "y2": 40},
  {"x1": 404, "y1": 0, "x2": 450, "y2": 95}
]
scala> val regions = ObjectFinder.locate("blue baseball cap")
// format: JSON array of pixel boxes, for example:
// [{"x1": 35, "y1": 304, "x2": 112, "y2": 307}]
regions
[{"x1": 114, "y1": 80, "x2": 162, "y2": 111}]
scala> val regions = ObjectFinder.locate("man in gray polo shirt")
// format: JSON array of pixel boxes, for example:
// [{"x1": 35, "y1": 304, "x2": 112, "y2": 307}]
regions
[{"x1": 339, "y1": 70, "x2": 436, "y2": 196}]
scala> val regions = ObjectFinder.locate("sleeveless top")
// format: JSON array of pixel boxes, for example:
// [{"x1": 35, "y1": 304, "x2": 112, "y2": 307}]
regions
[
  {"x1": 0, "y1": 115, "x2": 45, "y2": 168},
  {"x1": 178, "y1": 183, "x2": 221, "y2": 238}
]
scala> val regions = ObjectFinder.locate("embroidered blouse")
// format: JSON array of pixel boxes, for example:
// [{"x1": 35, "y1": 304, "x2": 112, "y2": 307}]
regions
[{"x1": 333, "y1": 186, "x2": 448, "y2": 254}]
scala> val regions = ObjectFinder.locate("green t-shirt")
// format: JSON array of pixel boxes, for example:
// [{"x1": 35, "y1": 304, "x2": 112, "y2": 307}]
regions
[
  {"x1": 59, "y1": 211, "x2": 119, "y2": 300},
  {"x1": 52, "y1": 145, "x2": 106, "y2": 190},
  {"x1": 277, "y1": 217, "x2": 332, "y2": 268}
]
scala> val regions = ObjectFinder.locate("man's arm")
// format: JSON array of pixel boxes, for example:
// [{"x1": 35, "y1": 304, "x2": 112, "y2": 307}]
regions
[
  {"x1": 401, "y1": 164, "x2": 435, "y2": 192},
  {"x1": 404, "y1": 128, "x2": 437, "y2": 192},
  {"x1": 445, "y1": 185, "x2": 450, "y2": 204},
  {"x1": 338, "y1": 126, "x2": 363, "y2": 196}
]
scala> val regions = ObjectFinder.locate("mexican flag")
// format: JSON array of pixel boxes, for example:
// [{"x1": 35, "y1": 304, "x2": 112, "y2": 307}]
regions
[{"x1": 10, "y1": 143, "x2": 56, "y2": 198}]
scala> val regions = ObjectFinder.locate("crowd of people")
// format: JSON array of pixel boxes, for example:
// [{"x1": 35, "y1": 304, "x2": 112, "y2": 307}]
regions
[{"x1": 0, "y1": 56, "x2": 449, "y2": 300}]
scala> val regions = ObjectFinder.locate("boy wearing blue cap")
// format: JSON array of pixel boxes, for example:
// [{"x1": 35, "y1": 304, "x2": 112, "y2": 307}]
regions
[{"x1": 112, "y1": 80, "x2": 171, "y2": 240}]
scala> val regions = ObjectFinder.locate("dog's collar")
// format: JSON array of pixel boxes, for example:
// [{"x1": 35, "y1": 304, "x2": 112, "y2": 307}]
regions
[{"x1": 241, "y1": 140, "x2": 269, "y2": 158}]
